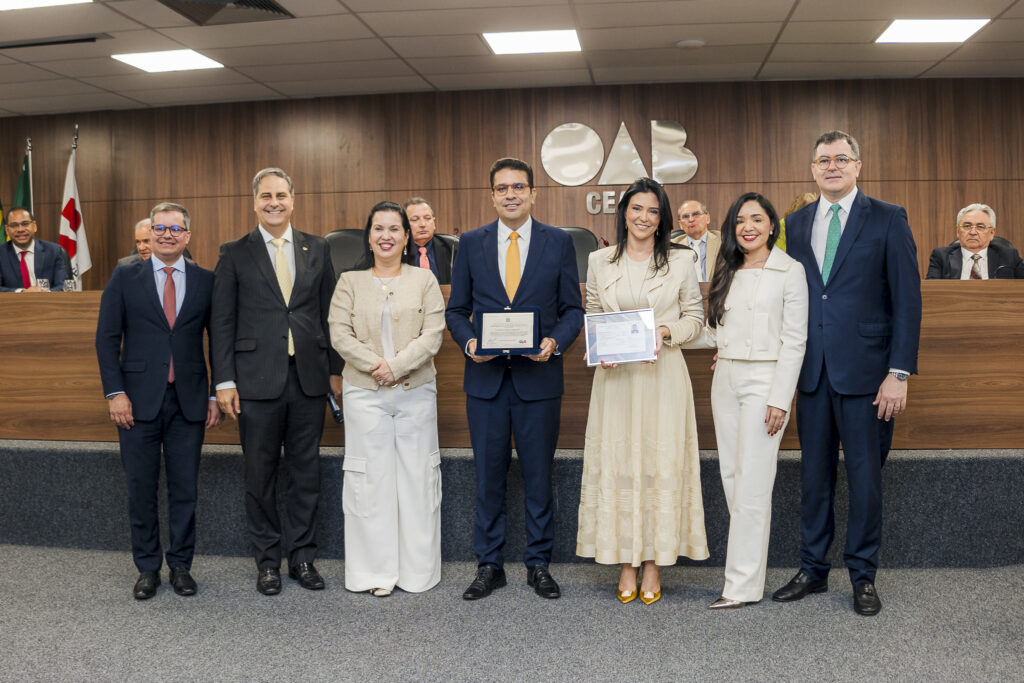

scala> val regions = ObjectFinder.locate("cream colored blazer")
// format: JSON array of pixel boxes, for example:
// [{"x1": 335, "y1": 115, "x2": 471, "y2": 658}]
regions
[
  {"x1": 586, "y1": 245, "x2": 703, "y2": 347},
  {"x1": 328, "y1": 264, "x2": 445, "y2": 391},
  {"x1": 671, "y1": 229, "x2": 722, "y2": 282}
]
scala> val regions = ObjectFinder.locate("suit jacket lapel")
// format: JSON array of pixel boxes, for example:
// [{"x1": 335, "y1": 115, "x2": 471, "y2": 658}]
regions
[
  {"x1": 480, "y1": 223, "x2": 508, "y2": 304},
  {"x1": 517, "y1": 222, "x2": 547, "y2": 302},
  {"x1": 789, "y1": 207, "x2": 822, "y2": 289},
  {"x1": 178, "y1": 261, "x2": 201, "y2": 320},
  {"x1": 2, "y1": 243, "x2": 18, "y2": 284},
  {"x1": 599, "y1": 257, "x2": 624, "y2": 312},
  {"x1": 247, "y1": 228, "x2": 286, "y2": 306},
  {"x1": 824, "y1": 192, "x2": 868, "y2": 288},
  {"x1": 949, "y1": 248, "x2": 963, "y2": 279},
  {"x1": 137, "y1": 261, "x2": 170, "y2": 329},
  {"x1": 292, "y1": 230, "x2": 310, "y2": 297}
]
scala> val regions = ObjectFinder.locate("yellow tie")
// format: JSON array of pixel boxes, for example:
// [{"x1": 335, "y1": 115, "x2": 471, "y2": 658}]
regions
[
  {"x1": 271, "y1": 237, "x2": 295, "y2": 356},
  {"x1": 506, "y1": 231, "x2": 521, "y2": 302}
]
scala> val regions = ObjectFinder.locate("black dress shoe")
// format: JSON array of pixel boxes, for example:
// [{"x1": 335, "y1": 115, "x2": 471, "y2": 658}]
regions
[
  {"x1": 853, "y1": 582, "x2": 882, "y2": 616},
  {"x1": 133, "y1": 571, "x2": 160, "y2": 600},
  {"x1": 288, "y1": 562, "x2": 325, "y2": 590},
  {"x1": 527, "y1": 565, "x2": 561, "y2": 599},
  {"x1": 772, "y1": 570, "x2": 828, "y2": 602},
  {"x1": 257, "y1": 568, "x2": 282, "y2": 596},
  {"x1": 462, "y1": 566, "x2": 506, "y2": 600},
  {"x1": 169, "y1": 567, "x2": 197, "y2": 596}
]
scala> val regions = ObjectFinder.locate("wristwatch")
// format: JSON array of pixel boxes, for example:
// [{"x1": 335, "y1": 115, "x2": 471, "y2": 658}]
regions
[{"x1": 889, "y1": 370, "x2": 909, "y2": 382}]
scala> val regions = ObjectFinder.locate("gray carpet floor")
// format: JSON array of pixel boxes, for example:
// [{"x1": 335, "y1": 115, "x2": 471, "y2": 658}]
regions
[{"x1": 1, "y1": 545, "x2": 1021, "y2": 682}]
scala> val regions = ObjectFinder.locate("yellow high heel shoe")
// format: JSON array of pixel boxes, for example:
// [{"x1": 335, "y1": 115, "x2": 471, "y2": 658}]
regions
[
  {"x1": 617, "y1": 566, "x2": 640, "y2": 604},
  {"x1": 640, "y1": 589, "x2": 661, "y2": 605}
]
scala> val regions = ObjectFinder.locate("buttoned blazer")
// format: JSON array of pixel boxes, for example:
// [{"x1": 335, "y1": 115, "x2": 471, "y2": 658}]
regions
[
  {"x1": 405, "y1": 235, "x2": 455, "y2": 285},
  {"x1": 671, "y1": 230, "x2": 721, "y2": 281},
  {"x1": 926, "y1": 241, "x2": 1024, "y2": 279},
  {"x1": 585, "y1": 244, "x2": 703, "y2": 349},
  {"x1": 328, "y1": 264, "x2": 445, "y2": 391},
  {"x1": 210, "y1": 227, "x2": 342, "y2": 400},
  {"x1": 445, "y1": 219, "x2": 584, "y2": 401},
  {"x1": 0, "y1": 239, "x2": 68, "y2": 291},
  {"x1": 785, "y1": 191, "x2": 921, "y2": 395},
  {"x1": 95, "y1": 259, "x2": 214, "y2": 423}
]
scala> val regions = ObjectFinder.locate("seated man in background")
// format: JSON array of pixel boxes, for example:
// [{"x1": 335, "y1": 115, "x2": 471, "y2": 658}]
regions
[
  {"x1": 927, "y1": 203, "x2": 1024, "y2": 279},
  {"x1": 117, "y1": 218, "x2": 154, "y2": 265},
  {"x1": 670, "y1": 199, "x2": 719, "y2": 282},
  {"x1": 404, "y1": 197, "x2": 455, "y2": 285},
  {"x1": 0, "y1": 207, "x2": 67, "y2": 291}
]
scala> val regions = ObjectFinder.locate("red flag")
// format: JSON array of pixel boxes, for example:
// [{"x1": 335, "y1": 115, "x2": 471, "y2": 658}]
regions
[{"x1": 58, "y1": 148, "x2": 91, "y2": 280}]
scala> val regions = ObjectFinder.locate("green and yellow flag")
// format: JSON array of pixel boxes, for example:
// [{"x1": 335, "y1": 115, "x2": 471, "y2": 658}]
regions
[{"x1": 14, "y1": 150, "x2": 32, "y2": 213}]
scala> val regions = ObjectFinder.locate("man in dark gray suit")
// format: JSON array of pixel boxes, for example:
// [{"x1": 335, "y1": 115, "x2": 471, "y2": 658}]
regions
[
  {"x1": 117, "y1": 218, "x2": 153, "y2": 266},
  {"x1": 926, "y1": 203, "x2": 1024, "y2": 279},
  {"x1": 211, "y1": 168, "x2": 342, "y2": 595}
]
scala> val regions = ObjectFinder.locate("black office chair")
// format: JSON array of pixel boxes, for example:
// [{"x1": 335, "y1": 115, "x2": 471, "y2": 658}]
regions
[
  {"x1": 433, "y1": 232, "x2": 460, "y2": 273},
  {"x1": 559, "y1": 226, "x2": 600, "y2": 283},
  {"x1": 948, "y1": 236, "x2": 1014, "y2": 248},
  {"x1": 325, "y1": 229, "x2": 367, "y2": 276},
  {"x1": 671, "y1": 229, "x2": 686, "y2": 241}
]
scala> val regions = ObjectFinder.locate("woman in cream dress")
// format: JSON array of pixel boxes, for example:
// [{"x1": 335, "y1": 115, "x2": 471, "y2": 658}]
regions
[
  {"x1": 576, "y1": 177, "x2": 708, "y2": 604},
  {"x1": 695, "y1": 192, "x2": 808, "y2": 609},
  {"x1": 328, "y1": 201, "x2": 445, "y2": 597}
]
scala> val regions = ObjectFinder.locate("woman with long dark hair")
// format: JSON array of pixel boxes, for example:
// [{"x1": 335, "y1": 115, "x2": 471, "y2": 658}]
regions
[
  {"x1": 576, "y1": 177, "x2": 708, "y2": 605},
  {"x1": 328, "y1": 201, "x2": 446, "y2": 597},
  {"x1": 698, "y1": 192, "x2": 808, "y2": 609}
]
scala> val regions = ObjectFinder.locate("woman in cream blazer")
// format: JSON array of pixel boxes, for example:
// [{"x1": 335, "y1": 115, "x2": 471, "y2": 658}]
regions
[
  {"x1": 576, "y1": 178, "x2": 708, "y2": 605},
  {"x1": 692, "y1": 192, "x2": 808, "y2": 609},
  {"x1": 328, "y1": 201, "x2": 445, "y2": 597}
]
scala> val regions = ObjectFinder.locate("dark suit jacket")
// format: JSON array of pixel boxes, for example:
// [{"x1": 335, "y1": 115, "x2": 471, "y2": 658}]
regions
[
  {"x1": 95, "y1": 259, "x2": 214, "y2": 423},
  {"x1": 210, "y1": 227, "x2": 341, "y2": 400},
  {"x1": 786, "y1": 191, "x2": 922, "y2": 395},
  {"x1": 445, "y1": 219, "x2": 584, "y2": 401},
  {"x1": 926, "y1": 241, "x2": 1024, "y2": 279},
  {"x1": 405, "y1": 235, "x2": 454, "y2": 285},
  {"x1": 0, "y1": 239, "x2": 68, "y2": 291}
]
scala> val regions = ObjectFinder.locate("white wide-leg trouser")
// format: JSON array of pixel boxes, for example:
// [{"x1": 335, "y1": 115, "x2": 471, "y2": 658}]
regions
[
  {"x1": 711, "y1": 359, "x2": 788, "y2": 603},
  {"x1": 341, "y1": 379, "x2": 442, "y2": 593}
]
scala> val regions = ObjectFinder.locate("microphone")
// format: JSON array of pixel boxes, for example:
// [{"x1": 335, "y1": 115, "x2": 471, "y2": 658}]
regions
[{"x1": 327, "y1": 394, "x2": 344, "y2": 424}]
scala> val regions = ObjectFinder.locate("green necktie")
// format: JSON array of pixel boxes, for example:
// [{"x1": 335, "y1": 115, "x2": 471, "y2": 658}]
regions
[{"x1": 821, "y1": 204, "x2": 841, "y2": 284}]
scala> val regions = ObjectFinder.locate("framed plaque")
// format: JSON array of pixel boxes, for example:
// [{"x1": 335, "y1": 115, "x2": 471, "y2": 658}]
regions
[
  {"x1": 475, "y1": 307, "x2": 541, "y2": 355},
  {"x1": 584, "y1": 308, "x2": 658, "y2": 367}
]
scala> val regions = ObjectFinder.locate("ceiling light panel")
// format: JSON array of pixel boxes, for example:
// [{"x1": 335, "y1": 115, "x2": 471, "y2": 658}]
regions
[
  {"x1": 112, "y1": 49, "x2": 223, "y2": 72},
  {"x1": 483, "y1": 29, "x2": 581, "y2": 55},
  {"x1": 0, "y1": 0, "x2": 90, "y2": 10},
  {"x1": 876, "y1": 19, "x2": 990, "y2": 43}
]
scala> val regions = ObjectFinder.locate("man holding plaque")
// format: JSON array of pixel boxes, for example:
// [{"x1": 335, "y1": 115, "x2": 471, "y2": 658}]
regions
[{"x1": 446, "y1": 157, "x2": 584, "y2": 601}]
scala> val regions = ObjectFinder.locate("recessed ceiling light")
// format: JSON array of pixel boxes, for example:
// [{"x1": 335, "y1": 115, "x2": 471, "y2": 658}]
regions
[
  {"x1": 112, "y1": 49, "x2": 223, "y2": 73},
  {"x1": 483, "y1": 29, "x2": 581, "y2": 55},
  {"x1": 0, "y1": 0, "x2": 90, "y2": 10},
  {"x1": 675, "y1": 39, "x2": 706, "y2": 49},
  {"x1": 876, "y1": 19, "x2": 989, "y2": 43}
]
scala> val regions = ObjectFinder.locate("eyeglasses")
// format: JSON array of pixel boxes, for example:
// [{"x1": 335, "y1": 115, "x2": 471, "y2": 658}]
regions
[
  {"x1": 812, "y1": 155, "x2": 858, "y2": 170},
  {"x1": 958, "y1": 223, "x2": 993, "y2": 232},
  {"x1": 492, "y1": 183, "x2": 530, "y2": 195},
  {"x1": 6, "y1": 220, "x2": 34, "y2": 229},
  {"x1": 151, "y1": 224, "x2": 189, "y2": 235},
  {"x1": 679, "y1": 210, "x2": 705, "y2": 221}
]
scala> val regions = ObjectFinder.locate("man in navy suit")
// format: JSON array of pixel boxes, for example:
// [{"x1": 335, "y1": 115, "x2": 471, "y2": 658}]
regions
[
  {"x1": 446, "y1": 158, "x2": 584, "y2": 600},
  {"x1": 0, "y1": 207, "x2": 68, "y2": 291},
  {"x1": 772, "y1": 131, "x2": 921, "y2": 616},
  {"x1": 96, "y1": 202, "x2": 222, "y2": 600},
  {"x1": 926, "y1": 203, "x2": 1024, "y2": 279}
]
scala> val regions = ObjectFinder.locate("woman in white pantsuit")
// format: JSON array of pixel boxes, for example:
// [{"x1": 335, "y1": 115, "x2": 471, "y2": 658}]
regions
[
  {"x1": 328, "y1": 201, "x2": 445, "y2": 596},
  {"x1": 692, "y1": 192, "x2": 808, "y2": 609}
]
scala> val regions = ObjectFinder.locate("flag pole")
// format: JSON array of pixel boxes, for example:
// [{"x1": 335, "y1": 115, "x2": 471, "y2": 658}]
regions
[
  {"x1": 25, "y1": 137, "x2": 33, "y2": 215},
  {"x1": 72, "y1": 124, "x2": 78, "y2": 150}
]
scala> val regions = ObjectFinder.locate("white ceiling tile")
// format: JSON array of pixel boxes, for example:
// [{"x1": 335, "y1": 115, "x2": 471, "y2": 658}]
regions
[
  {"x1": 267, "y1": 74, "x2": 433, "y2": 97},
  {"x1": 359, "y1": 6, "x2": 574, "y2": 37},
  {"x1": 587, "y1": 45, "x2": 770, "y2": 67},
  {"x1": 3, "y1": 92, "x2": 141, "y2": 115},
  {"x1": 275, "y1": 0, "x2": 350, "y2": 17},
  {"x1": 205, "y1": 39, "x2": 396, "y2": 67},
  {"x1": 101, "y1": 0, "x2": 195, "y2": 28},
  {"x1": 409, "y1": 53, "x2": 587, "y2": 75},
  {"x1": 81, "y1": 68, "x2": 255, "y2": 92},
  {"x1": 158, "y1": 14, "x2": 371, "y2": 49},
  {"x1": 759, "y1": 61, "x2": 934, "y2": 80},
  {"x1": 347, "y1": 0, "x2": 559, "y2": 9},
  {"x1": 2, "y1": 30, "x2": 182, "y2": 63},
  {"x1": 779, "y1": 21, "x2": 890, "y2": 43},
  {"x1": 0, "y1": 4, "x2": 140, "y2": 40},
  {"x1": 428, "y1": 68, "x2": 591, "y2": 90},
  {"x1": 771, "y1": 43, "x2": 957, "y2": 62},
  {"x1": 574, "y1": 0, "x2": 794, "y2": 28},
  {"x1": 791, "y1": 0, "x2": 1008, "y2": 22},
  {"x1": 1003, "y1": 4, "x2": 1024, "y2": 18},
  {"x1": 970, "y1": 18, "x2": 1024, "y2": 42},
  {"x1": 236, "y1": 59, "x2": 414, "y2": 81},
  {"x1": 385, "y1": 35, "x2": 491, "y2": 58},
  {"x1": 126, "y1": 83, "x2": 283, "y2": 105},
  {"x1": 581, "y1": 23, "x2": 780, "y2": 50},
  {"x1": 591, "y1": 62, "x2": 760, "y2": 84},
  {"x1": 923, "y1": 60, "x2": 1024, "y2": 78},
  {"x1": 4, "y1": 78, "x2": 101, "y2": 98},
  {"x1": 30, "y1": 57, "x2": 141, "y2": 78},
  {"x1": 0, "y1": 63, "x2": 66, "y2": 84},
  {"x1": 947, "y1": 41, "x2": 1024, "y2": 61}
]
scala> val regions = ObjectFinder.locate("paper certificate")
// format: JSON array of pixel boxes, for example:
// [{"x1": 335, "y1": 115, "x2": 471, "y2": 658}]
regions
[
  {"x1": 585, "y1": 308, "x2": 657, "y2": 367},
  {"x1": 479, "y1": 311, "x2": 537, "y2": 353}
]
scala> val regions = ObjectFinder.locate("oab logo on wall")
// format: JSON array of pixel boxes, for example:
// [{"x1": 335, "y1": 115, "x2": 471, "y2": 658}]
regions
[{"x1": 541, "y1": 121, "x2": 698, "y2": 214}]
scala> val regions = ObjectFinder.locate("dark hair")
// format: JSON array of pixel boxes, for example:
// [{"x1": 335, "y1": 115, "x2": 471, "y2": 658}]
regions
[
  {"x1": 706, "y1": 192, "x2": 781, "y2": 328},
  {"x1": 489, "y1": 157, "x2": 534, "y2": 190},
  {"x1": 6, "y1": 206, "x2": 33, "y2": 223},
  {"x1": 403, "y1": 196, "x2": 431, "y2": 211},
  {"x1": 354, "y1": 201, "x2": 412, "y2": 270},
  {"x1": 609, "y1": 177, "x2": 687, "y2": 274},
  {"x1": 813, "y1": 130, "x2": 860, "y2": 160}
]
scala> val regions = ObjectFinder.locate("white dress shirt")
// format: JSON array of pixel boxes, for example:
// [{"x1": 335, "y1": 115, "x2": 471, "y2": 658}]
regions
[
  {"x1": 959, "y1": 246, "x2": 988, "y2": 280},
  {"x1": 496, "y1": 217, "x2": 531, "y2": 286},
  {"x1": 258, "y1": 224, "x2": 296, "y2": 287},
  {"x1": 810, "y1": 187, "x2": 858, "y2": 272},
  {"x1": 688, "y1": 233, "x2": 708, "y2": 281},
  {"x1": 152, "y1": 254, "x2": 186, "y2": 314},
  {"x1": 13, "y1": 241, "x2": 36, "y2": 289}
]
